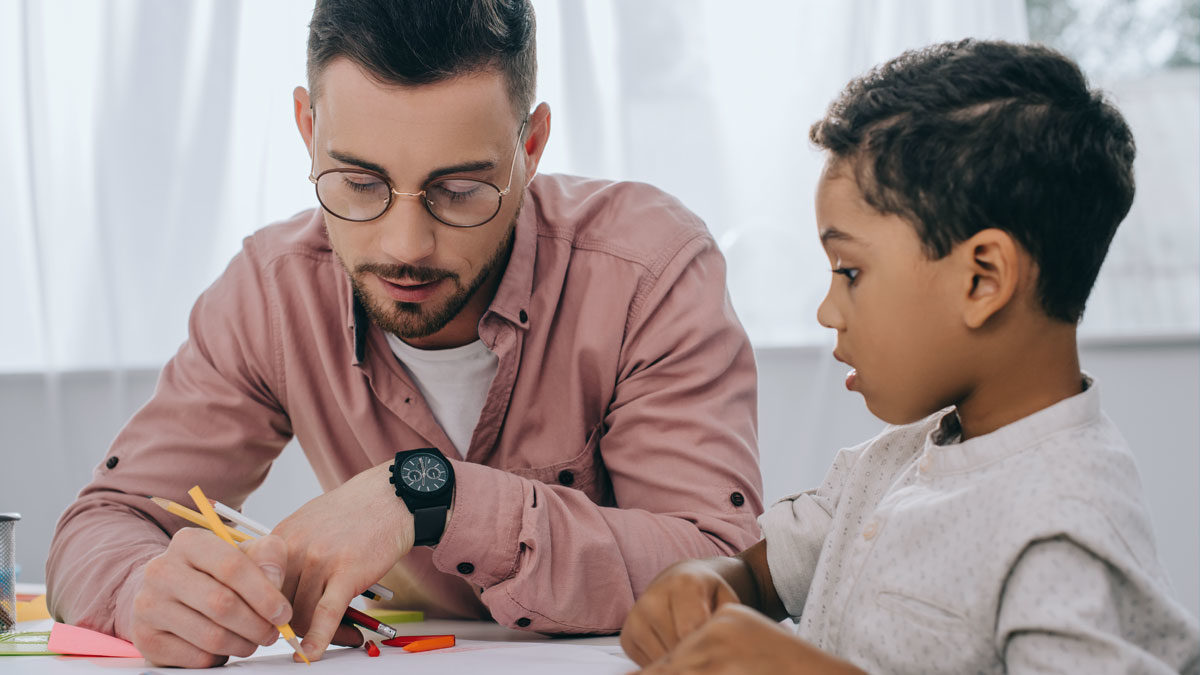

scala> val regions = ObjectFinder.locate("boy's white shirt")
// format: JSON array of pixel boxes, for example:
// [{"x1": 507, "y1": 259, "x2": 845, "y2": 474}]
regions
[
  {"x1": 761, "y1": 376, "x2": 1199, "y2": 674},
  {"x1": 385, "y1": 333, "x2": 498, "y2": 458}
]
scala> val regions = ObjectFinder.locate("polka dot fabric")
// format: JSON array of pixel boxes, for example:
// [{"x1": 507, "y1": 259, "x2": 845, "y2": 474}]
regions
[{"x1": 760, "y1": 377, "x2": 1199, "y2": 674}]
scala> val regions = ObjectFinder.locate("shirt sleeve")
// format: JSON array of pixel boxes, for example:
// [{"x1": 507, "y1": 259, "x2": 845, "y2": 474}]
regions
[
  {"x1": 758, "y1": 444, "x2": 861, "y2": 618},
  {"x1": 430, "y1": 234, "x2": 763, "y2": 634},
  {"x1": 45, "y1": 238, "x2": 293, "y2": 640},
  {"x1": 998, "y1": 536, "x2": 1200, "y2": 674}
]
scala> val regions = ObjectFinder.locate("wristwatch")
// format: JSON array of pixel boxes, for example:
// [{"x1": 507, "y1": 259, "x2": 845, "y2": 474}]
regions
[{"x1": 389, "y1": 447, "x2": 455, "y2": 547}]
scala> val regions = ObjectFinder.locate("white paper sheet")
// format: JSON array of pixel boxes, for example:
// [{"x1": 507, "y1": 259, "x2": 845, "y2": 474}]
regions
[{"x1": 0, "y1": 638, "x2": 636, "y2": 674}]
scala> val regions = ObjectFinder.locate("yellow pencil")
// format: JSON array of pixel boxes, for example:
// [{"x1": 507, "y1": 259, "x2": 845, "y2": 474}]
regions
[
  {"x1": 149, "y1": 497, "x2": 254, "y2": 542},
  {"x1": 149, "y1": 496, "x2": 395, "y2": 603},
  {"x1": 186, "y1": 486, "x2": 310, "y2": 666}
]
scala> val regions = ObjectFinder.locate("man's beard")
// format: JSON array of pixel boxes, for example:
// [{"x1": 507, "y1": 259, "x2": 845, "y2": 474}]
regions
[{"x1": 344, "y1": 218, "x2": 517, "y2": 340}]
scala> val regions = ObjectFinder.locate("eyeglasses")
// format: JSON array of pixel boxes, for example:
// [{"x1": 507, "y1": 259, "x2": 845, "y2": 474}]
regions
[{"x1": 308, "y1": 116, "x2": 528, "y2": 228}]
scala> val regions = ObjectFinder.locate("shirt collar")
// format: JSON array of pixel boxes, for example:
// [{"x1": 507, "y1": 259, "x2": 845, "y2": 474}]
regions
[
  {"x1": 484, "y1": 194, "x2": 537, "y2": 328},
  {"x1": 922, "y1": 374, "x2": 1100, "y2": 473}
]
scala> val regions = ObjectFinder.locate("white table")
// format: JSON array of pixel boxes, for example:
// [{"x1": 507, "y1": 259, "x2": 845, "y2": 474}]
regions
[{"x1": 2, "y1": 617, "x2": 632, "y2": 673}]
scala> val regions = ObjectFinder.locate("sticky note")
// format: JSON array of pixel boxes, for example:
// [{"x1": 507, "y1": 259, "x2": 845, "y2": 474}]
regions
[
  {"x1": 46, "y1": 622, "x2": 142, "y2": 658},
  {"x1": 363, "y1": 609, "x2": 423, "y2": 624},
  {"x1": 16, "y1": 594, "x2": 51, "y2": 622}
]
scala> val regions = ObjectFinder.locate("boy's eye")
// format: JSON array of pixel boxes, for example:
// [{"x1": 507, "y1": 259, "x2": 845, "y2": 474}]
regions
[{"x1": 832, "y1": 267, "x2": 859, "y2": 284}]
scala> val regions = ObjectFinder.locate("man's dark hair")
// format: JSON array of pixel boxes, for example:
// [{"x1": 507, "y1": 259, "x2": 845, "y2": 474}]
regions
[
  {"x1": 810, "y1": 39, "x2": 1136, "y2": 323},
  {"x1": 307, "y1": 0, "x2": 537, "y2": 118}
]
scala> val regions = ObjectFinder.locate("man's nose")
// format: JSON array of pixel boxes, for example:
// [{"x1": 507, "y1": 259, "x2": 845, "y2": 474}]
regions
[{"x1": 377, "y1": 197, "x2": 437, "y2": 265}]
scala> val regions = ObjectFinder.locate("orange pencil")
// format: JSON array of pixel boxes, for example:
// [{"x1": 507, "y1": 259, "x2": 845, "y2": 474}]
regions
[{"x1": 402, "y1": 635, "x2": 456, "y2": 653}]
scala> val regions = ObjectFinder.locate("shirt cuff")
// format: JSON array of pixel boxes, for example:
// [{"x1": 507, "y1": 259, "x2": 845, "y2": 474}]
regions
[
  {"x1": 431, "y1": 460, "x2": 528, "y2": 588},
  {"x1": 112, "y1": 557, "x2": 151, "y2": 641},
  {"x1": 759, "y1": 494, "x2": 831, "y2": 618}
]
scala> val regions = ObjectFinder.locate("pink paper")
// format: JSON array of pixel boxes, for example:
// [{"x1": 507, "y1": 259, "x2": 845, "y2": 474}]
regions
[{"x1": 47, "y1": 622, "x2": 143, "y2": 658}]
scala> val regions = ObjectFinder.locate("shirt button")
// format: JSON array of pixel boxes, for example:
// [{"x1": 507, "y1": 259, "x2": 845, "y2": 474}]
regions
[
  {"x1": 919, "y1": 456, "x2": 932, "y2": 472},
  {"x1": 456, "y1": 562, "x2": 475, "y2": 575},
  {"x1": 862, "y1": 521, "x2": 879, "y2": 540},
  {"x1": 730, "y1": 491, "x2": 745, "y2": 507},
  {"x1": 557, "y1": 470, "x2": 575, "y2": 486},
  {"x1": 519, "y1": 309, "x2": 529, "y2": 323},
  {"x1": 516, "y1": 617, "x2": 531, "y2": 628},
  {"x1": 105, "y1": 456, "x2": 119, "y2": 469}
]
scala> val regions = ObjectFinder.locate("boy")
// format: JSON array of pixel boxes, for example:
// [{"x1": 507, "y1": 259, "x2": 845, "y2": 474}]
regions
[{"x1": 620, "y1": 40, "x2": 1200, "y2": 674}]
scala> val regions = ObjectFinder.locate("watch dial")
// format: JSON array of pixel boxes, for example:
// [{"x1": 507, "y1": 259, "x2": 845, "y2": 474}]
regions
[{"x1": 400, "y1": 453, "x2": 449, "y2": 493}]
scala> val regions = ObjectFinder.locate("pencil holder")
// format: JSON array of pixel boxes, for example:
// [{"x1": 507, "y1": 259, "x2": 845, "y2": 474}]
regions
[{"x1": 0, "y1": 513, "x2": 19, "y2": 633}]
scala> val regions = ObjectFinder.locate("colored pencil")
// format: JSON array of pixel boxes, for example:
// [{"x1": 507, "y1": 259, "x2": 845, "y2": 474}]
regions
[
  {"x1": 150, "y1": 496, "x2": 393, "y2": 602},
  {"x1": 187, "y1": 486, "x2": 310, "y2": 665},
  {"x1": 342, "y1": 606, "x2": 399, "y2": 639}
]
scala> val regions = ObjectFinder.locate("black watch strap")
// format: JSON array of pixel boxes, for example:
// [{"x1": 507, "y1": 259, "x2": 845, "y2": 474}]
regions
[{"x1": 411, "y1": 505, "x2": 449, "y2": 547}]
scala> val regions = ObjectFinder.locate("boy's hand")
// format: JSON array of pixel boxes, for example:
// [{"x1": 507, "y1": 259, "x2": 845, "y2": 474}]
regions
[
  {"x1": 636, "y1": 603, "x2": 867, "y2": 674},
  {"x1": 621, "y1": 559, "x2": 740, "y2": 666}
]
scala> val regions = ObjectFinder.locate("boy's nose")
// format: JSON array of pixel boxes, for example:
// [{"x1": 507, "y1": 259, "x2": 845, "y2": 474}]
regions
[{"x1": 816, "y1": 290, "x2": 843, "y2": 330}]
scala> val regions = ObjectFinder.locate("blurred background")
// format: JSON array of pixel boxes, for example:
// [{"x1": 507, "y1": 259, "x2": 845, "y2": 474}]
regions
[{"x1": 1, "y1": 0, "x2": 1196, "y2": 618}]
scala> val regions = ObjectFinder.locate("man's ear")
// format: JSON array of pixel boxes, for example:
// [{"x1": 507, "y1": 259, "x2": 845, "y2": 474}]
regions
[
  {"x1": 294, "y1": 86, "x2": 314, "y2": 158},
  {"x1": 959, "y1": 228, "x2": 1021, "y2": 329},
  {"x1": 520, "y1": 102, "x2": 552, "y2": 186}
]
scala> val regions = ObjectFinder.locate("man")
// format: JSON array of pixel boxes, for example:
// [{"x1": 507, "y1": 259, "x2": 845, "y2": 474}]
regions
[{"x1": 46, "y1": 0, "x2": 762, "y2": 668}]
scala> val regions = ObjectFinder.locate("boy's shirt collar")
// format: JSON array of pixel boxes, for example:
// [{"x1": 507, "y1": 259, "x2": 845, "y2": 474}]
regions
[{"x1": 921, "y1": 374, "x2": 1098, "y2": 474}]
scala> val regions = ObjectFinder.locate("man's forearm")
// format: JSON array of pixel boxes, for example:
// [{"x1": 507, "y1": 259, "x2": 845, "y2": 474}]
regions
[{"x1": 47, "y1": 496, "x2": 169, "y2": 637}]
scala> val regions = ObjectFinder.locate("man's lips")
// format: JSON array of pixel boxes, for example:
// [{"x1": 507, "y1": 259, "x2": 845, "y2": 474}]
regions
[{"x1": 375, "y1": 274, "x2": 446, "y2": 303}]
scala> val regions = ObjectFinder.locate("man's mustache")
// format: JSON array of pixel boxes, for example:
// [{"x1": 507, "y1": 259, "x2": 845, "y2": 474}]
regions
[{"x1": 355, "y1": 263, "x2": 457, "y2": 284}]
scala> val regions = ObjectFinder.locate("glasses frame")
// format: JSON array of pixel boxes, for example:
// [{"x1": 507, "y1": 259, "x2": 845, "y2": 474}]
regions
[{"x1": 308, "y1": 114, "x2": 529, "y2": 228}]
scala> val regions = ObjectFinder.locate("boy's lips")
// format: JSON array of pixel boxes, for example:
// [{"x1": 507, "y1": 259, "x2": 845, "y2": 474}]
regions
[{"x1": 832, "y1": 351, "x2": 857, "y2": 391}]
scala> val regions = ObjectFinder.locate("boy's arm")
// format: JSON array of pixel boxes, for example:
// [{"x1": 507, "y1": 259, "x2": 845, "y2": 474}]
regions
[
  {"x1": 998, "y1": 537, "x2": 1199, "y2": 674},
  {"x1": 622, "y1": 442, "x2": 862, "y2": 666}
]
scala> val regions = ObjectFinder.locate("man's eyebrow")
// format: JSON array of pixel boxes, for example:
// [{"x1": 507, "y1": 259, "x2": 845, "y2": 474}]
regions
[{"x1": 327, "y1": 151, "x2": 498, "y2": 184}]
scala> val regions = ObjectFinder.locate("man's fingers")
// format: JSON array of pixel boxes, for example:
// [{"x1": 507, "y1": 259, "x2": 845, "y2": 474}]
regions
[
  {"x1": 180, "y1": 529, "x2": 292, "y2": 629},
  {"x1": 162, "y1": 567, "x2": 274, "y2": 651},
  {"x1": 331, "y1": 621, "x2": 365, "y2": 647},
  {"x1": 242, "y1": 534, "x2": 288, "y2": 590},
  {"x1": 138, "y1": 629, "x2": 230, "y2": 669},
  {"x1": 299, "y1": 584, "x2": 358, "y2": 661},
  {"x1": 288, "y1": 559, "x2": 323, "y2": 635}
]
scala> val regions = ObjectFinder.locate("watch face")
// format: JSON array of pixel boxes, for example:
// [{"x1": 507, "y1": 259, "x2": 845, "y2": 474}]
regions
[{"x1": 400, "y1": 452, "x2": 449, "y2": 493}]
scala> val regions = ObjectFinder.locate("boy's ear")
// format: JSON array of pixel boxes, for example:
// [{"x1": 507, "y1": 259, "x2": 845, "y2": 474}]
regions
[{"x1": 958, "y1": 228, "x2": 1022, "y2": 329}]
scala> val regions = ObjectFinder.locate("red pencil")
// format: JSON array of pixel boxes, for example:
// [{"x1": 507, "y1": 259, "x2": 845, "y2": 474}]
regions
[{"x1": 342, "y1": 606, "x2": 399, "y2": 639}]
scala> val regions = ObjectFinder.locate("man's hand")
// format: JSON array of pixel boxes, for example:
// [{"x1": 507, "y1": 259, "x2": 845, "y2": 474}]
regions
[
  {"x1": 128, "y1": 529, "x2": 292, "y2": 668},
  {"x1": 621, "y1": 559, "x2": 741, "y2": 666},
  {"x1": 272, "y1": 460, "x2": 416, "y2": 661},
  {"x1": 636, "y1": 603, "x2": 867, "y2": 675}
]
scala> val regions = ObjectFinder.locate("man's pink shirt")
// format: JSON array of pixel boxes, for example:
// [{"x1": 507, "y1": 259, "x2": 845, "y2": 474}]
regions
[{"x1": 46, "y1": 174, "x2": 763, "y2": 637}]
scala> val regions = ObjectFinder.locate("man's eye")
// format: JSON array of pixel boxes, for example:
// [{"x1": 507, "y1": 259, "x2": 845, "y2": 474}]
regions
[
  {"x1": 342, "y1": 175, "x2": 385, "y2": 193},
  {"x1": 429, "y1": 179, "x2": 485, "y2": 201}
]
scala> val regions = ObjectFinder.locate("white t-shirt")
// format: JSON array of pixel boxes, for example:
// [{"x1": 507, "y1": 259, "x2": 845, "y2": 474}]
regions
[
  {"x1": 385, "y1": 333, "x2": 499, "y2": 458},
  {"x1": 760, "y1": 377, "x2": 1199, "y2": 674}
]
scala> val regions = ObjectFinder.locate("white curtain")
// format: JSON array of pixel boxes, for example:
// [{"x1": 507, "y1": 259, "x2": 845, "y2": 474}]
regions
[{"x1": 1, "y1": 0, "x2": 1194, "y2": 371}]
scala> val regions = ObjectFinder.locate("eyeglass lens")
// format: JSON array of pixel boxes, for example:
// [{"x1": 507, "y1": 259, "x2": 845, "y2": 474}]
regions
[{"x1": 314, "y1": 172, "x2": 503, "y2": 226}]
